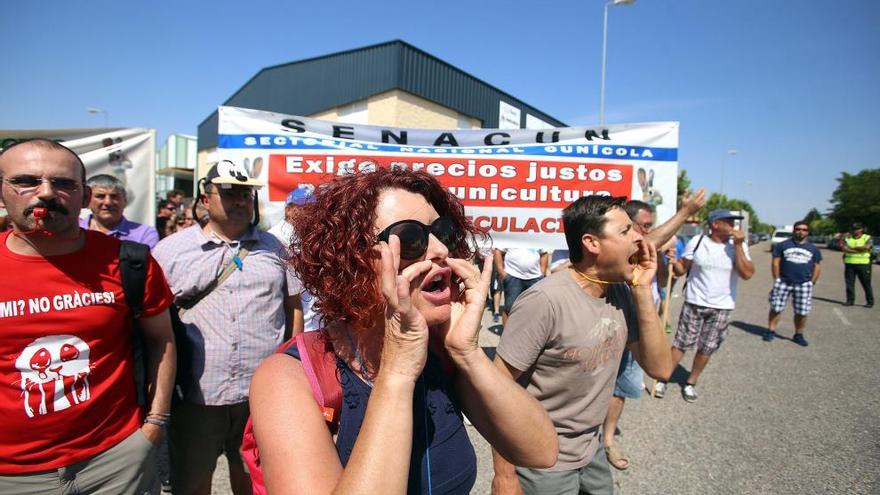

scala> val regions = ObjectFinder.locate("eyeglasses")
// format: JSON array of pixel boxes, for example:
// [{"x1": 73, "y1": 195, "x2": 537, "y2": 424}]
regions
[
  {"x1": 376, "y1": 216, "x2": 461, "y2": 260},
  {"x1": 794, "y1": 227, "x2": 809, "y2": 232},
  {"x1": 3, "y1": 175, "x2": 81, "y2": 194}
]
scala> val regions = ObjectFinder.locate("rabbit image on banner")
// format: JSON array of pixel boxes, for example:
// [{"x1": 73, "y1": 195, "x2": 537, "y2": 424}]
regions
[{"x1": 637, "y1": 167, "x2": 663, "y2": 207}]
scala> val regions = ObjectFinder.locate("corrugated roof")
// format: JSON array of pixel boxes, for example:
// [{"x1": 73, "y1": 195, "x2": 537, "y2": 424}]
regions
[{"x1": 198, "y1": 40, "x2": 565, "y2": 150}]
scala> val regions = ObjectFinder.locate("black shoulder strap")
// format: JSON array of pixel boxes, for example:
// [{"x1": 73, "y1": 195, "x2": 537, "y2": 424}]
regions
[
  {"x1": 685, "y1": 235, "x2": 705, "y2": 280},
  {"x1": 119, "y1": 240, "x2": 150, "y2": 319},
  {"x1": 681, "y1": 235, "x2": 705, "y2": 293}
]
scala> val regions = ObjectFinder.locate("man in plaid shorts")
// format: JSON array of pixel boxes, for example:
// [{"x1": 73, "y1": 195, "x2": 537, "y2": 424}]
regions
[
  {"x1": 764, "y1": 221, "x2": 821, "y2": 346},
  {"x1": 653, "y1": 209, "x2": 755, "y2": 402}
]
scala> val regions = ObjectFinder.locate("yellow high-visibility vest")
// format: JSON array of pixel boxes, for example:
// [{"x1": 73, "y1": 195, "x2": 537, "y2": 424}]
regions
[{"x1": 844, "y1": 234, "x2": 871, "y2": 265}]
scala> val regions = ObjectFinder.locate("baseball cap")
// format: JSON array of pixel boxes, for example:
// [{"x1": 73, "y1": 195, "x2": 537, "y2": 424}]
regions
[
  {"x1": 707, "y1": 209, "x2": 744, "y2": 224},
  {"x1": 205, "y1": 160, "x2": 263, "y2": 188},
  {"x1": 285, "y1": 186, "x2": 315, "y2": 206}
]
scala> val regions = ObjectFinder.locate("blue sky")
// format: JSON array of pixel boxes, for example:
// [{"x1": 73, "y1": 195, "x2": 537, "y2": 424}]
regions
[{"x1": 2, "y1": 0, "x2": 878, "y2": 226}]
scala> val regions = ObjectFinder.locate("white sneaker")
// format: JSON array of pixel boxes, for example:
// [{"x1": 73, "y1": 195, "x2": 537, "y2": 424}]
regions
[
  {"x1": 682, "y1": 384, "x2": 698, "y2": 402},
  {"x1": 652, "y1": 382, "x2": 666, "y2": 398}
]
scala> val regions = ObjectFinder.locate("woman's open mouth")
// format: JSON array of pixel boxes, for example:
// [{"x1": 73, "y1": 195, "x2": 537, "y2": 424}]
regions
[{"x1": 420, "y1": 268, "x2": 452, "y2": 304}]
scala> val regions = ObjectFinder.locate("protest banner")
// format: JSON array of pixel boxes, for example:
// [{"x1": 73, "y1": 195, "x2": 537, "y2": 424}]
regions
[
  {"x1": 0, "y1": 128, "x2": 157, "y2": 226},
  {"x1": 217, "y1": 106, "x2": 678, "y2": 249}
]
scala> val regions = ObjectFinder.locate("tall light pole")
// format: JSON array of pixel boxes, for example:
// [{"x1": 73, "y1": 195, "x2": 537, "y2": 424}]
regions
[
  {"x1": 87, "y1": 107, "x2": 109, "y2": 127},
  {"x1": 600, "y1": 0, "x2": 637, "y2": 126},
  {"x1": 720, "y1": 149, "x2": 738, "y2": 195}
]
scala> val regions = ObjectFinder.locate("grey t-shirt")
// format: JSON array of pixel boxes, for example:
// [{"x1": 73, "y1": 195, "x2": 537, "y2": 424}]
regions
[{"x1": 497, "y1": 270, "x2": 638, "y2": 470}]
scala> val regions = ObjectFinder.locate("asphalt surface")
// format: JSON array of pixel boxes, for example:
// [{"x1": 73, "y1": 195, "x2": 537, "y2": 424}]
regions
[{"x1": 210, "y1": 242, "x2": 879, "y2": 494}]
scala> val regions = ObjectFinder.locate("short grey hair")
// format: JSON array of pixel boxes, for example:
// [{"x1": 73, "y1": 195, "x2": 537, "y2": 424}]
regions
[{"x1": 86, "y1": 174, "x2": 126, "y2": 201}]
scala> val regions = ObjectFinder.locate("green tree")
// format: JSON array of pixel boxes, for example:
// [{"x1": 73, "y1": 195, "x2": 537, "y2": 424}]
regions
[
  {"x1": 810, "y1": 218, "x2": 835, "y2": 235},
  {"x1": 829, "y1": 169, "x2": 880, "y2": 232},
  {"x1": 677, "y1": 168, "x2": 692, "y2": 208},
  {"x1": 803, "y1": 208, "x2": 823, "y2": 225},
  {"x1": 701, "y1": 193, "x2": 764, "y2": 232}
]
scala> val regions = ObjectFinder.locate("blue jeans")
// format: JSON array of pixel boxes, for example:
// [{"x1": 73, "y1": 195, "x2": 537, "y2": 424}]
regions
[{"x1": 503, "y1": 275, "x2": 542, "y2": 313}]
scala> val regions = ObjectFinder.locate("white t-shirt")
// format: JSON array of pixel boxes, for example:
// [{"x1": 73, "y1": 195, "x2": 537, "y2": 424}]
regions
[
  {"x1": 268, "y1": 220, "x2": 321, "y2": 332},
  {"x1": 501, "y1": 248, "x2": 547, "y2": 280},
  {"x1": 682, "y1": 235, "x2": 751, "y2": 310}
]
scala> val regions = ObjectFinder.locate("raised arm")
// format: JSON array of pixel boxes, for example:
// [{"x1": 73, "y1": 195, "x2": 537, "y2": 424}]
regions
[
  {"x1": 644, "y1": 188, "x2": 706, "y2": 250},
  {"x1": 252, "y1": 237, "x2": 435, "y2": 495},
  {"x1": 626, "y1": 241, "x2": 673, "y2": 379},
  {"x1": 442, "y1": 257, "x2": 557, "y2": 469},
  {"x1": 732, "y1": 230, "x2": 755, "y2": 280},
  {"x1": 490, "y1": 358, "x2": 530, "y2": 495}
]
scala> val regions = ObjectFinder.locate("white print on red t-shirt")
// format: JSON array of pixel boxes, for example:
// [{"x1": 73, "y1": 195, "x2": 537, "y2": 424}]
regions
[{"x1": 14, "y1": 335, "x2": 93, "y2": 418}]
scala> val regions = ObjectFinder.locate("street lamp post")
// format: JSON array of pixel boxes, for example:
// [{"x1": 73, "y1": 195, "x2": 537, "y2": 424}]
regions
[
  {"x1": 599, "y1": 0, "x2": 637, "y2": 126},
  {"x1": 87, "y1": 107, "x2": 109, "y2": 128},
  {"x1": 720, "y1": 149, "x2": 738, "y2": 195}
]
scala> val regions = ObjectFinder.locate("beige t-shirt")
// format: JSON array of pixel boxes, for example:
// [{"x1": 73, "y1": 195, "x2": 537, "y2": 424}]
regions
[{"x1": 497, "y1": 269, "x2": 638, "y2": 470}]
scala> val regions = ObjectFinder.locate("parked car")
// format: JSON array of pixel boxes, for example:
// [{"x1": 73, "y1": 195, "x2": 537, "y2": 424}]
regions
[
  {"x1": 758, "y1": 233, "x2": 770, "y2": 242},
  {"x1": 872, "y1": 237, "x2": 880, "y2": 264},
  {"x1": 770, "y1": 229, "x2": 793, "y2": 249},
  {"x1": 827, "y1": 236, "x2": 844, "y2": 251},
  {"x1": 748, "y1": 233, "x2": 759, "y2": 245},
  {"x1": 809, "y1": 235, "x2": 827, "y2": 244}
]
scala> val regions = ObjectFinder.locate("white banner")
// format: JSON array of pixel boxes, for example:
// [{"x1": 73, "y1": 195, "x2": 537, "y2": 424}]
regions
[
  {"x1": 0, "y1": 129, "x2": 157, "y2": 226},
  {"x1": 217, "y1": 106, "x2": 678, "y2": 249}
]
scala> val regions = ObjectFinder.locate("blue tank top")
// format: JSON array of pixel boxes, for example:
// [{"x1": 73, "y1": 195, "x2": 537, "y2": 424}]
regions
[{"x1": 284, "y1": 344, "x2": 477, "y2": 494}]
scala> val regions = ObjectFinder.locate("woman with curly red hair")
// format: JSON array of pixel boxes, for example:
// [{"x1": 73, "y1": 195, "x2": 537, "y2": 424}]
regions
[{"x1": 249, "y1": 168, "x2": 557, "y2": 494}]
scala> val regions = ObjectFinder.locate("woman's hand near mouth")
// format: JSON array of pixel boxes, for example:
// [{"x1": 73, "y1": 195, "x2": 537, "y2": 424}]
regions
[{"x1": 437, "y1": 256, "x2": 492, "y2": 362}]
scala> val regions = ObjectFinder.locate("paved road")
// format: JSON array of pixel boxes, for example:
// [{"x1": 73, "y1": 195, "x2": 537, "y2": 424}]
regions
[{"x1": 211, "y1": 242, "x2": 879, "y2": 494}]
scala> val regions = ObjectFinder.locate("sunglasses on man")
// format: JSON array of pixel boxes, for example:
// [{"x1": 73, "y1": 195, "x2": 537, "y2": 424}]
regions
[{"x1": 376, "y1": 216, "x2": 461, "y2": 260}]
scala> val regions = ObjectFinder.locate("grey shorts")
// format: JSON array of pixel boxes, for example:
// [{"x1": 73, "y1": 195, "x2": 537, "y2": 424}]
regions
[
  {"x1": 516, "y1": 445, "x2": 613, "y2": 495},
  {"x1": 0, "y1": 428, "x2": 159, "y2": 495},
  {"x1": 170, "y1": 400, "x2": 250, "y2": 494}
]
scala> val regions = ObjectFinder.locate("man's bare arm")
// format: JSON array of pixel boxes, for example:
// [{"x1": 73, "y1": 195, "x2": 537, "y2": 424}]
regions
[
  {"x1": 644, "y1": 188, "x2": 706, "y2": 249},
  {"x1": 138, "y1": 310, "x2": 177, "y2": 445}
]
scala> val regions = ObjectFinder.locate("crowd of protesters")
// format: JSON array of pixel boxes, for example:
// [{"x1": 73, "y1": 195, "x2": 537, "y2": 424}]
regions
[{"x1": 0, "y1": 138, "x2": 874, "y2": 495}]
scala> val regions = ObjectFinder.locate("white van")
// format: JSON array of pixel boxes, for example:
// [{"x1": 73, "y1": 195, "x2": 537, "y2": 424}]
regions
[{"x1": 770, "y1": 228, "x2": 793, "y2": 248}]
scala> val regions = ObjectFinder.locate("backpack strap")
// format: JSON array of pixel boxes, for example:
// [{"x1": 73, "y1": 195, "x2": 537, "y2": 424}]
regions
[
  {"x1": 118, "y1": 240, "x2": 150, "y2": 406},
  {"x1": 296, "y1": 332, "x2": 343, "y2": 433},
  {"x1": 681, "y1": 235, "x2": 705, "y2": 293},
  {"x1": 119, "y1": 240, "x2": 150, "y2": 319}
]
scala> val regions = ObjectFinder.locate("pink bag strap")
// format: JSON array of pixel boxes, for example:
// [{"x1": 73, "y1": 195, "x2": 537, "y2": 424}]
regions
[{"x1": 295, "y1": 332, "x2": 342, "y2": 433}]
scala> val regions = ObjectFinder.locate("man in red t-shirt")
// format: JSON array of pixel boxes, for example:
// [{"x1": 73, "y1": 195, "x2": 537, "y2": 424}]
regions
[{"x1": 0, "y1": 139, "x2": 176, "y2": 494}]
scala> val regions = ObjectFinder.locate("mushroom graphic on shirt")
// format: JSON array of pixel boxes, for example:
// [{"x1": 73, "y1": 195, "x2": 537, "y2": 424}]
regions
[{"x1": 15, "y1": 335, "x2": 92, "y2": 418}]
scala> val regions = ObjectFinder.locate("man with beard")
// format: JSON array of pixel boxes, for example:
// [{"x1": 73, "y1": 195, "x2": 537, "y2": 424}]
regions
[
  {"x1": 491, "y1": 195, "x2": 672, "y2": 495},
  {"x1": 80, "y1": 174, "x2": 159, "y2": 248},
  {"x1": 152, "y1": 161, "x2": 299, "y2": 495},
  {"x1": 765, "y1": 221, "x2": 822, "y2": 346},
  {"x1": 0, "y1": 139, "x2": 176, "y2": 493}
]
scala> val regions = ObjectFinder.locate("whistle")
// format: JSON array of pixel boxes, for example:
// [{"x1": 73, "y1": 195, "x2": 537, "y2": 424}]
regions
[{"x1": 32, "y1": 207, "x2": 51, "y2": 234}]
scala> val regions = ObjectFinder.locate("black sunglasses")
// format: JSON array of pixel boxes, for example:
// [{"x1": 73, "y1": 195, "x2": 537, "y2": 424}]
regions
[{"x1": 376, "y1": 216, "x2": 461, "y2": 260}]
